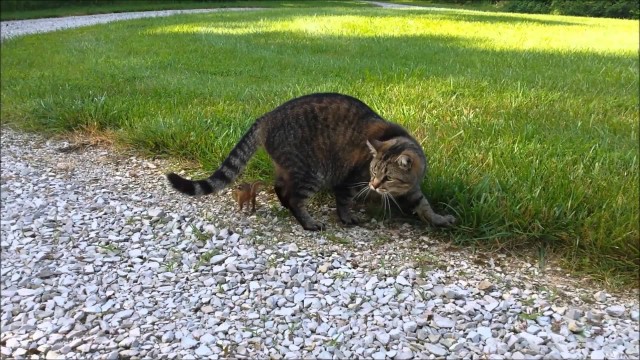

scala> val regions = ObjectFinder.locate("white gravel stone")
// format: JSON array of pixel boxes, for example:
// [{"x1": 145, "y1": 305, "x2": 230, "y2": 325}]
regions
[
  {"x1": 395, "y1": 349, "x2": 414, "y2": 359},
  {"x1": 433, "y1": 313, "x2": 455, "y2": 328},
  {"x1": 606, "y1": 305, "x2": 625, "y2": 317},
  {"x1": 425, "y1": 343, "x2": 447, "y2": 356},
  {"x1": 195, "y1": 345, "x2": 213, "y2": 356},
  {"x1": 518, "y1": 332, "x2": 544, "y2": 346},
  {"x1": 181, "y1": 336, "x2": 198, "y2": 349},
  {"x1": 376, "y1": 331, "x2": 391, "y2": 345}
]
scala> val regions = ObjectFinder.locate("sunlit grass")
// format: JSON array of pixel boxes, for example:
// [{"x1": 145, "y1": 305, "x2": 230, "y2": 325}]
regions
[
  {"x1": 1, "y1": 7, "x2": 638, "y2": 285},
  {"x1": 147, "y1": 11, "x2": 638, "y2": 54}
]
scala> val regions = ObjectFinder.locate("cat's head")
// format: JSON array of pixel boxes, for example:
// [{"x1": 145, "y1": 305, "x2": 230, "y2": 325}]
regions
[{"x1": 366, "y1": 138, "x2": 426, "y2": 196}]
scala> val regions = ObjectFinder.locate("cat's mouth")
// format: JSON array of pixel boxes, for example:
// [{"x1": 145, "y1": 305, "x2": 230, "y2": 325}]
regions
[{"x1": 369, "y1": 183, "x2": 388, "y2": 194}]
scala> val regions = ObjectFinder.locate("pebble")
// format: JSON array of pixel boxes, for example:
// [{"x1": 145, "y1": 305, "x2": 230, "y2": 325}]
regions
[
  {"x1": 606, "y1": 305, "x2": 625, "y2": 317},
  {"x1": 433, "y1": 314, "x2": 455, "y2": 328},
  {"x1": 195, "y1": 345, "x2": 213, "y2": 356},
  {"x1": 425, "y1": 343, "x2": 447, "y2": 357},
  {"x1": 565, "y1": 308, "x2": 583, "y2": 320},
  {"x1": 376, "y1": 331, "x2": 391, "y2": 345}
]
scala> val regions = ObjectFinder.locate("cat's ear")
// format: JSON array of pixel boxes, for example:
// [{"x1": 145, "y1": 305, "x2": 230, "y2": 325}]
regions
[
  {"x1": 397, "y1": 154, "x2": 412, "y2": 170},
  {"x1": 367, "y1": 139, "x2": 383, "y2": 155}
]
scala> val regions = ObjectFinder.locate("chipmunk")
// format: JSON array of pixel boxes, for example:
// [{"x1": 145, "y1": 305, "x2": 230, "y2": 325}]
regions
[{"x1": 232, "y1": 181, "x2": 264, "y2": 213}]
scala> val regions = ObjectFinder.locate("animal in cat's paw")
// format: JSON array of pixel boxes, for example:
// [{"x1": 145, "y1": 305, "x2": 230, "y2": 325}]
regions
[{"x1": 232, "y1": 181, "x2": 264, "y2": 213}]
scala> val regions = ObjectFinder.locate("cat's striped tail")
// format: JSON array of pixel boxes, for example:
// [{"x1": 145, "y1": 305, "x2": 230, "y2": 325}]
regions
[{"x1": 166, "y1": 121, "x2": 262, "y2": 196}]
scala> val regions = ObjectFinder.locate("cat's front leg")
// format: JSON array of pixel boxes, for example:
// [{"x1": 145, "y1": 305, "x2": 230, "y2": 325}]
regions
[
  {"x1": 333, "y1": 185, "x2": 359, "y2": 226},
  {"x1": 413, "y1": 196, "x2": 456, "y2": 227}
]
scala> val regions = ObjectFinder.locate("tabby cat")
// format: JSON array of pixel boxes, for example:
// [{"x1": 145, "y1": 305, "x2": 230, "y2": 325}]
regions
[{"x1": 167, "y1": 93, "x2": 455, "y2": 231}]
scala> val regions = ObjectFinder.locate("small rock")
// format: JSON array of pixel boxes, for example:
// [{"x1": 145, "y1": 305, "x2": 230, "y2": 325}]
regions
[
  {"x1": 444, "y1": 286, "x2": 467, "y2": 299},
  {"x1": 433, "y1": 314, "x2": 455, "y2": 328},
  {"x1": 552, "y1": 305, "x2": 567, "y2": 315},
  {"x1": 425, "y1": 343, "x2": 447, "y2": 357},
  {"x1": 478, "y1": 280, "x2": 494, "y2": 291},
  {"x1": 294, "y1": 290, "x2": 305, "y2": 303},
  {"x1": 565, "y1": 308, "x2": 583, "y2": 320},
  {"x1": 318, "y1": 263, "x2": 330, "y2": 273},
  {"x1": 395, "y1": 349, "x2": 413, "y2": 360},
  {"x1": 365, "y1": 276, "x2": 378, "y2": 290},
  {"x1": 594, "y1": 291, "x2": 608, "y2": 303},
  {"x1": 518, "y1": 332, "x2": 544, "y2": 346},
  {"x1": 128, "y1": 249, "x2": 142, "y2": 258},
  {"x1": 396, "y1": 275, "x2": 410, "y2": 286},
  {"x1": 477, "y1": 326, "x2": 492, "y2": 339},
  {"x1": 527, "y1": 325, "x2": 542, "y2": 335},
  {"x1": 376, "y1": 331, "x2": 390, "y2": 345},
  {"x1": 118, "y1": 337, "x2": 137, "y2": 348},
  {"x1": 389, "y1": 328, "x2": 402, "y2": 340},
  {"x1": 403, "y1": 321, "x2": 417, "y2": 333},
  {"x1": 209, "y1": 254, "x2": 229, "y2": 265},
  {"x1": 46, "y1": 351, "x2": 62, "y2": 360},
  {"x1": 181, "y1": 336, "x2": 198, "y2": 349},
  {"x1": 200, "y1": 333, "x2": 215, "y2": 344},
  {"x1": 605, "y1": 305, "x2": 625, "y2": 317},
  {"x1": 195, "y1": 345, "x2": 213, "y2": 356},
  {"x1": 4, "y1": 338, "x2": 20, "y2": 349},
  {"x1": 162, "y1": 331, "x2": 175, "y2": 343},
  {"x1": 568, "y1": 321, "x2": 584, "y2": 333},
  {"x1": 147, "y1": 208, "x2": 164, "y2": 217},
  {"x1": 275, "y1": 308, "x2": 294, "y2": 317}
]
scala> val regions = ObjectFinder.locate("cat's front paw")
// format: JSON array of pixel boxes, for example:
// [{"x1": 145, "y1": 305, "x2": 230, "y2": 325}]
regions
[
  {"x1": 339, "y1": 213, "x2": 360, "y2": 227},
  {"x1": 434, "y1": 214, "x2": 456, "y2": 227},
  {"x1": 302, "y1": 221, "x2": 326, "y2": 231}
]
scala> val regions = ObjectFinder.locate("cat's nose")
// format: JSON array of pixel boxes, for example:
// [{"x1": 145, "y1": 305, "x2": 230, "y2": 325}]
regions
[{"x1": 369, "y1": 178, "x2": 381, "y2": 190}]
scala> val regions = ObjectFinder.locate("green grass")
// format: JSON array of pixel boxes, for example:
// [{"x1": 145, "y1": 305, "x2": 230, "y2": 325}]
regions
[
  {"x1": 1, "y1": 6, "x2": 638, "y2": 285},
  {"x1": 0, "y1": 1, "x2": 372, "y2": 20}
]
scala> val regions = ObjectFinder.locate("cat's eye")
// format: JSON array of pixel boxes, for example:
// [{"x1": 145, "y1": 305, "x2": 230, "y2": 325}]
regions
[{"x1": 382, "y1": 175, "x2": 396, "y2": 183}]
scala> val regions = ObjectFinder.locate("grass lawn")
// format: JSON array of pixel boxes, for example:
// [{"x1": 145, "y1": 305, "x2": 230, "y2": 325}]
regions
[{"x1": 1, "y1": 5, "x2": 638, "y2": 285}]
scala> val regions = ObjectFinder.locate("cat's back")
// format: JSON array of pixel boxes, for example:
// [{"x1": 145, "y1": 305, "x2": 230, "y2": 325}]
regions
[
  {"x1": 262, "y1": 93, "x2": 378, "y2": 127},
  {"x1": 275, "y1": 92, "x2": 374, "y2": 113}
]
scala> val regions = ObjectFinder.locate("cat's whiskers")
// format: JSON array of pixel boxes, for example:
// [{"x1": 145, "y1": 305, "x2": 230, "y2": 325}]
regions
[
  {"x1": 348, "y1": 181, "x2": 369, "y2": 188},
  {"x1": 381, "y1": 193, "x2": 391, "y2": 221},
  {"x1": 387, "y1": 193, "x2": 404, "y2": 215},
  {"x1": 353, "y1": 184, "x2": 370, "y2": 202}
]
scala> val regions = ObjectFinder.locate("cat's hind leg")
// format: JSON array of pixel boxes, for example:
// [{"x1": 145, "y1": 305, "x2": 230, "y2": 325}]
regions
[
  {"x1": 274, "y1": 174, "x2": 289, "y2": 209},
  {"x1": 274, "y1": 166, "x2": 325, "y2": 231}
]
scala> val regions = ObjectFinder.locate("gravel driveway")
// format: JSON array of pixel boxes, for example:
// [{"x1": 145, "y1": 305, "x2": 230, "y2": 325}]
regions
[{"x1": 1, "y1": 7, "x2": 639, "y2": 360}]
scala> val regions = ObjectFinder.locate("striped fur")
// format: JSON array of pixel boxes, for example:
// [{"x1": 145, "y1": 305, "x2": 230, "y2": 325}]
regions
[{"x1": 167, "y1": 121, "x2": 261, "y2": 196}]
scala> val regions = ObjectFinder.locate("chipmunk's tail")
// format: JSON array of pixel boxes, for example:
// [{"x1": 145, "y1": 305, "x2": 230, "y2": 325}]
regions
[
  {"x1": 250, "y1": 180, "x2": 264, "y2": 195},
  {"x1": 167, "y1": 121, "x2": 262, "y2": 196}
]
